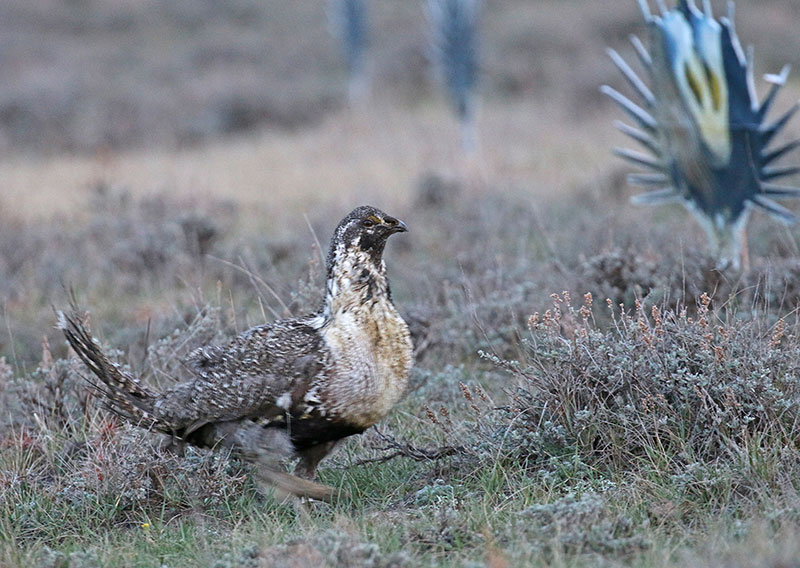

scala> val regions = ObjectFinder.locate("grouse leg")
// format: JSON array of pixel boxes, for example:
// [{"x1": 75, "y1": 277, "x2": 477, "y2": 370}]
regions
[{"x1": 295, "y1": 441, "x2": 338, "y2": 480}]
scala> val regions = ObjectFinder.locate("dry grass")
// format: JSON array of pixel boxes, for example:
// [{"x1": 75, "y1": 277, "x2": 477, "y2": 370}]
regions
[{"x1": 0, "y1": 97, "x2": 623, "y2": 225}]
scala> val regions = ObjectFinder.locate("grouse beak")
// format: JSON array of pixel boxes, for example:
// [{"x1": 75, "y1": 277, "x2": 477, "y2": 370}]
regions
[{"x1": 384, "y1": 217, "x2": 408, "y2": 234}]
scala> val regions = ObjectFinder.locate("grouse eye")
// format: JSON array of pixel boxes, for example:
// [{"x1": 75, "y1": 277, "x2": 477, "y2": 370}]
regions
[{"x1": 362, "y1": 218, "x2": 376, "y2": 228}]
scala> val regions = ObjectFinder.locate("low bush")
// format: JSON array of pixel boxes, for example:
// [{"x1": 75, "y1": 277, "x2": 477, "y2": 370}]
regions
[{"x1": 488, "y1": 291, "x2": 800, "y2": 484}]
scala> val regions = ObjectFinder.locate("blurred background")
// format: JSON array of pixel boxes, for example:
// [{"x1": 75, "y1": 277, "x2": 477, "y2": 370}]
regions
[{"x1": 1, "y1": 0, "x2": 796, "y2": 222}]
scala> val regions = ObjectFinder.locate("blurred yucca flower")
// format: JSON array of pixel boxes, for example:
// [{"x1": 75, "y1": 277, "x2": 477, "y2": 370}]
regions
[
  {"x1": 328, "y1": 0, "x2": 369, "y2": 102},
  {"x1": 428, "y1": 0, "x2": 480, "y2": 152},
  {"x1": 603, "y1": 0, "x2": 800, "y2": 269}
]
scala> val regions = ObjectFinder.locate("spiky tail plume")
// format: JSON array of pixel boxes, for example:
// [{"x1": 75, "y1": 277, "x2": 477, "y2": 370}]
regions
[
  {"x1": 57, "y1": 309, "x2": 163, "y2": 431},
  {"x1": 602, "y1": 0, "x2": 800, "y2": 270}
]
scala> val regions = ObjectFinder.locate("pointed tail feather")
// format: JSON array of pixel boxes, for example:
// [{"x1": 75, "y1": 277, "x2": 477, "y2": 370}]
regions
[
  {"x1": 627, "y1": 172, "x2": 669, "y2": 187},
  {"x1": 607, "y1": 48, "x2": 655, "y2": 105},
  {"x1": 629, "y1": 35, "x2": 652, "y2": 69},
  {"x1": 57, "y1": 309, "x2": 163, "y2": 431},
  {"x1": 762, "y1": 139, "x2": 800, "y2": 167},
  {"x1": 761, "y1": 165, "x2": 800, "y2": 181},
  {"x1": 601, "y1": 85, "x2": 657, "y2": 131},
  {"x1": 758, "y1": 65, "x2": 791, "y2": 120},
  {"x1": 752, "y1": 195, "x2": 797, "y2": 224},
  {"x1": 631, "y1": 187, "x2": 682, "y2": 205},
  {"x1": 761, "y1": 183, "x2": 800, "y2": 198},
  {"x1": 614, "y1": 120, "x2": 661, "y2": 156},
  {"x1": 612, "y1": 147, "x2": 664, "y2": 171},
  {"x1": 761, "y1": 102, "x2": 800, "y2": 147}
]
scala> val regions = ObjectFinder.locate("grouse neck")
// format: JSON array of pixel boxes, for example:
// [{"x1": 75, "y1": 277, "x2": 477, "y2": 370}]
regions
[{"x1": 319, "y1": 242, "x2": 390, "y2": 324}]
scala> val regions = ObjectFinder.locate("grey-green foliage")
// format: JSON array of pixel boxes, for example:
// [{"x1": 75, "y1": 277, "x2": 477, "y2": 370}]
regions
[
  {"x1": 427, "y1": 0, "x2": 480, "y2": 151},
  {"x1": 492, "y1": 293, "x2": 800, "y2": 475},
  {"x1": 258, "y1": 531, "x2": 411, "y2": 568},
  {"x1": 519, "y1": 492, "x2": 649, "y2": 557}
]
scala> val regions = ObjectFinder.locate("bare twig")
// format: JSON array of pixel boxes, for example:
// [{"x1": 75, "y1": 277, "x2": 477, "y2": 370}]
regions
[{"x1": 350, "y1": 427, "x2": 468, "y2": 466}]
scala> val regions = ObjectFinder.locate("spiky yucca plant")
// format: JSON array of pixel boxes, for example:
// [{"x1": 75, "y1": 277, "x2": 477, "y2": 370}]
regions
[
  {"x1": 428, "y1": 0, "x2": 480, "y2": 152},
  {"x1": 329, "y1": 0, "x2": 369, "y2": 102},
  {"x1": 603, "y1": 0, "x2": 800, "y2": 269}
]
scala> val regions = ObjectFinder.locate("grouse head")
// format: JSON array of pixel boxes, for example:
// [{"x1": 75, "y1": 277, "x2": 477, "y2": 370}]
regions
[{"x1": 327, "y1": 206, "x2": 407, "y2": 273}]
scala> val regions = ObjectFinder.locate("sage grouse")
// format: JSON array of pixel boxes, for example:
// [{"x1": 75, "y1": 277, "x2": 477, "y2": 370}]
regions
[
  {"x1": 603, "y1": 0, "x2": 800, "y2": 270},
  {"x1": 59, "y1": 206, "x2": 413, "y2": 500}
]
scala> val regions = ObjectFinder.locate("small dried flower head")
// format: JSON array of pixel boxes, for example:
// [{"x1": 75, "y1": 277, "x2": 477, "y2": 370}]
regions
[
  {"x1": 424, "y1": 405, "x2": 442, "y2": 427},
  {"x1": 771, "y1": 318, "x2": 786, "y2": 348},
  {"x1": 459, "y1": 382, "x2": 481, "y2": 416}
]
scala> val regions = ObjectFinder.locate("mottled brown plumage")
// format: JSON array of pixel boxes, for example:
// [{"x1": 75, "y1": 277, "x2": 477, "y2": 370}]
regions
[{"x1": 59, "y1": 206, "x2": 413, "y2": 500}]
